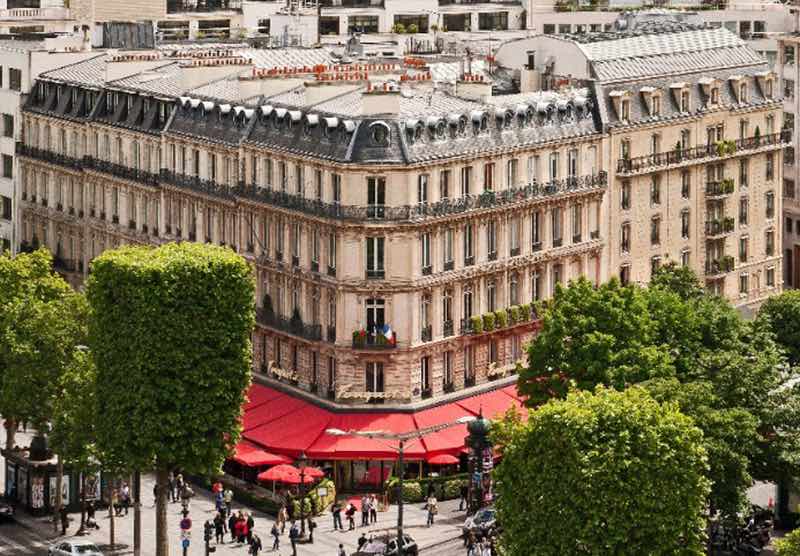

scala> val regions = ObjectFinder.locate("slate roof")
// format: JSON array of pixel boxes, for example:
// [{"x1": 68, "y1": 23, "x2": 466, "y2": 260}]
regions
[{"x1": 40, "y1": 53, "x2": 109, "y2": 88}]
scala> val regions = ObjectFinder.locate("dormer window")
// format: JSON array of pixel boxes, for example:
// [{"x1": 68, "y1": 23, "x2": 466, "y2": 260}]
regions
[
  {"x1": 71, "y1": 88, "x2": 78, "y2": 107},
  {"x1": 651, "y1": 95, "x2": 661, "y2": 117},
  {"x1": 127, "y1": 95, "x2": 134, "y2": 113},
  {"x1": 765, "y1": 79, "x2": 774, "y2": 99},
  {"x1": 680, "y1": 90, "x2": 690, "y2": 113},
  {"x1": 106, "y1": 93, "x2": 114, "y2": 113},
  {"x1": 710, "y1": 87, "x2": 719, "y2": 105},
  {"x1": 739, "y1": 82, "x2": 748, "y2": 103},
  {"x1": 621, "y1": 99, "x2": 630, "y2": 122}
]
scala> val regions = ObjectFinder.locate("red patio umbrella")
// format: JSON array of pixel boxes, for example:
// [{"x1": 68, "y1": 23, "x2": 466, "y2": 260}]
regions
[
  {"x1": 427, "y1": 454, "x2": 459, "y2": 465},
  {"x1": 233, "y1": 449, "x2": 293, "y2": 467},
  {"x1": 301, "y1": 466, "x2": 325, "y2": 478},
  {"x1": 257, "y1": 464, "x2": 315, "y2": 484}
]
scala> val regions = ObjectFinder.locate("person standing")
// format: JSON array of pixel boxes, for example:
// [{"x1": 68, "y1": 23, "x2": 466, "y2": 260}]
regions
[
  {"x1": 289, "y1": 520, "x2": 299, "y2": 556},
  {"x1": 358, "y1": 533, "x2": 367, "y2": 550},
  {"x1": 121, "y1": 482, "x2": 130, "y2": 516},
  {"x1": 214, "y1": 512, "x2": 225, "y2": 544},
  {"x1": 168, "y1": 472, "x2": 176, "y2": 503},
  {"x1": 337, "y1": 543, "x2": 346, "y2": 556},
  {"x1": 345, "y1": 502, "x2": 356, "y2": 530},
  {"x1": 223, "y1": 488, "x2": 233, "y2": 516},
  {"x1": 332, "y1": 501, "x2": 342, "y2": 530},
  {"x1": 426, "y1": 495, "x2": 437, "y2": 527},
  {"x1": 228, "y1": 511, "x2": 238, "y2": 543},
  {"x1": 278, "y1": 504, "x2": 288, "y2": 535},
  {"x1": 246, "y1": 511, "x2": 255, "y2": 544},
  {"x1": 360, "y1": 495, "x2": 369, "y2": 527},
  {"x1": 369, "y1": 494, "x2": 377, "y2": 524},
  {"x1": 249, "y1": 533, "x2": 262, "y2": 555},
  {"x1": 59, "y1": 505, "x2": 69, "y2": 536},
  {"x1": 175, "y1": 473, "x2": 184, "y2": 502},
  {"x1": 271, "y1": 521, "x2": 280, "y2": 551},
  {"x1": 459, "y1": 483, "x2": 468, "y2": 511}
]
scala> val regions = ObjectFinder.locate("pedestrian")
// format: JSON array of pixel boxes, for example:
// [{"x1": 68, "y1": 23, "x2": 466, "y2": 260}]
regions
[
  {"x1": 121, "y1": 482, "x2": 130, "y2": 516},
  {"x1": 426, "y1": 495, "x2": 437, "y2": 527},
  {"x1": 289, "y1": 520, "x2": 299, "y2": 556},
  {"x1": 246, "y1": 511, "x2": 255, "y2": 544},
  {"x1": 249, "y1": 533, "x2": 262, "y2": 555},
  {"x1": 358, "y1": 533, "x2": 367, "y2": 550},
  {"x1": 338, "y1": 543, "x2": 346, "y2": 556},
  {"x1": 308, "y1": 516, "x2": 316, "y2": 543},
  {"x1": 215, "y1": 489, "x2": 224, "y2": 514},
  {"x1": 332, "y1": 501, "x2": 343, "y2": 530},
  {"x1": 360, "y1": 495, "x2": 369, "y2": 526},
  {"x1": 214, "y1": 512, "x2": 225, "y2": 544},
  {"x1": 466, "y1": 531, "x2": 476, "y2": 554},
  {"x1": 271, "y1": 521, "x2": 280, "y2": 551},
  {"x1": 278, "y1": 504, "x2": 288, "y2": 535},
  {"x1": 175, "y1": 473, "x2": 184, "y2": 500},
  {"x1": 369, "y1": 493, "x2": 377, "y2": 524},
  {"x1": 345, "y1": 502, "x2": 356, "y2": 530},
  {"x1": 228, "y1": 511, "x2": 238, "y2": 543},
  {"x1": 168, "y1": 472, "x2": 176, "y2": 503},
  {"x1": 86, "y1": 501, "x2": 100, "y2": 530},
  {"x1": 459, "y1": 483, "x2": 468, "y2": 511},
  {"x1": 224, "y1": 487, "x2": 233, "y2": 516},
  {"x1": 59, "y1": 505, "x2": 69, "y2": 536},
  {"x1": 112, "y1": 488, "x2": 123, "y2": 516}
]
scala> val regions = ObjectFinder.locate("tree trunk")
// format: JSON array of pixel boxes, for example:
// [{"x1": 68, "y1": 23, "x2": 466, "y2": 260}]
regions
[
  {"x1": 133, "y1": 471, "x2": 141, "y2": 556},
  {"x1": 79, "y1": 473, "x2": 86, "y2": 534},
  {"x1": 156, "y1": 468, "x2": 169, "y2": 556},
  {"x1": 54, "y1": 456, "x2": 63, "y2": 534},
  {"x1": 4, "y1": 419, "x2": 16, "y2": 451},
  {"x1": 108, "y1": 483, "x2": 115, "y2": 550}
]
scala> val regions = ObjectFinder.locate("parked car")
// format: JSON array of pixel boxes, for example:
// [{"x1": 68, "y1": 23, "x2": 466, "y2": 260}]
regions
[
  {"x1": 0, "y1": 499, "x2": 14, "y2": 521},
  {"x1": 463, "y1": 507, "x2": 498, "y2": 537},
  {"x1": 48, "y1": 539, "x2": 103, "y2": 555},
  {"x1": 353, "y1": 533, "x2": 418, "y2": 556}
]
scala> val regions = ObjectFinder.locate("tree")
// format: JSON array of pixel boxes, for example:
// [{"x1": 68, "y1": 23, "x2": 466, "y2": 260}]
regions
[
  {"x1": 650, "y1": 261, "x2": 705, "y2": 301},
  {"x1": 494, "y1": 387, "x2": 710, "y2": 556},
  {"x1": 756, "y1": 290, "x2": 800, "y2": 366},
  {"x1": 87, "y1": 243, "x2": 254, "y2": 556},
  {"x1": 776, "y1": 528, "x2": 800, "y2": 556},
  {"x1": 0, "y1": 248, "x2": 71, "y2": 447}
]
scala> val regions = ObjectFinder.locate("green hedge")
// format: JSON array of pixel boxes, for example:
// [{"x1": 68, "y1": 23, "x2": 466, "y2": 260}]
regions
[
  {"x1": 387, "y1": 473, "x2": 468, "y2": 503},
  {"x1": 494, "y1": 309, "x2": 507, "y2": 328},
  {"x1": 470, "y1": 315, "x2": 483, "y2": 334},
  {"x1": 191, "y1": 474, "x2": 282, "y2": 516},
  {"x1": 483, "y1": 312, "x2": 496, "y2": 331},
  {"x1": 508, "y1": 305, "x2": 520, "y2": 324}
]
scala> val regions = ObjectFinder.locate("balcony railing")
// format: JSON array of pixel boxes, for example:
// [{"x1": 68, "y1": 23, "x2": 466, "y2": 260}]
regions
[
  {"x1": 256, "y1": 309, "x2": 322, "y2": 342},
  {"x1": 705, "y1": 256, "x2": 735, "y2": 276},
  {"x1": 617, "y1": 131, "x2": 789, "y2": 175},
  {"x1": 460, "y1": 304, "x2": 536, "y2": 335},
  {"x1": 352, "y1": 329, "x2": 398, "y2": 349},
  {"x1": 706, "y1": 179, "x2": 735, "y2": 198},
  {"x1": 443, "y1": 320, "x2": 454, "y2": 337},
  {"x1": 421, "y1": 325, "x2": 432, "y2": 342},
  {"x1": 85, "y1": 157, "x2": 159, "y2": 187},
  {"x1": 161, "y1": 170, "x2": 235, "y2": 200},
  {"x1": 366, "y1": 269, "x2": 385, "y2": 280},
  {"x1": 705, "y1": 217, "x2": 735, "y2": 237},
  {"x1": 16, "y1": 143, "x2": 82, "y2": 170},
  {"x1": 234, "y1": 172, "x2": 606, "y2": 223},
  {"x1": 167, "y1": 0, "x2": 242, "y2": 13}
]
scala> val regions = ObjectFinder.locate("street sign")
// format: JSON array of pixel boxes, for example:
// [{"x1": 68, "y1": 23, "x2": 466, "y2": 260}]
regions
[
  {"x1": 182, "y1": 538, "x2": 190, "y2": 549},
  {"x1": 180, "y1": 517, "x2": 192, "y2": 530}
]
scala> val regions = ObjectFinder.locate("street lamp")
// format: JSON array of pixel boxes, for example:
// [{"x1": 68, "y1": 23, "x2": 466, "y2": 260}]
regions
[
  {"x1": 296, "y1": 451, "x2": 308, "y2": 538},
  {"x1": 326, "y1": 416, "x2": 475, "y2": 553}
]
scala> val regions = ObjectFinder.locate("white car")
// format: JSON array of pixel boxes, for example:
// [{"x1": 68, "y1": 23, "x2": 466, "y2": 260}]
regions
[{"x1": 48, "y1": 539, "x2": 103, "y2": 556}]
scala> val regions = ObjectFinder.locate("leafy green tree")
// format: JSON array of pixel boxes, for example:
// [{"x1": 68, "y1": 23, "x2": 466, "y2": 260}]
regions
[
  {"x1": 650, "y1": 261, "x2": 706, "y2": 301},
  {"x1": 494, "y1": 387, "x2": 710, "y2": 556},
  {"x1": 87, "y1": 243, "x2": 254, "y2": 556},
  {"x1": 0, "y1": 248, "x2": 71, "y2": 447},
  {"x1": 776, "y1": 528, "x2": 800, "y2": 556},
  {"x1": 757, "y1": 290, "x2": 800, "y2": 366}
]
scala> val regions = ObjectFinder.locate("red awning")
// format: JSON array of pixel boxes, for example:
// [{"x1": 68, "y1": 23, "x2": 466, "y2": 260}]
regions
[
  {"x1": 233, "y1": 448, "x2": 293, "y2": 467},
  {"x1": 237, "y1": 382, "x2": 527, "y2": 461},
  {"x1": 427, "y1": 454, "x2": 459, "y2": 465}
]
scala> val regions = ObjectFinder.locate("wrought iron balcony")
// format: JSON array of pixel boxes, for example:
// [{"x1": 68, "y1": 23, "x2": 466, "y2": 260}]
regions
[
  {"x1": 590, "y1": 230, "x2": 600, "y2": 240},
  {"x1": 16, "y1": 142, "x2": 82, "y2": 170},
  {"x1": 443, "y1": 320, "x2": 454, "y2": 337},
  {"x1": 705, "y1": 256, "x2": 735, "y2": 276},
  {"x1": 465, "y1": 376, "x2": 476, "y2": 388},
  {"x1": 444, "y1": 260, "x2": 454, "y2": 271},
  {"x1": 352, "y1": 329, "x2": 398, "y2": 349},
  {"x1": 161, "y1": 169, "x2": 235, "y2": 200},
  {"x1": 421, "y1": 325, "x2": 432, "y2": 342},
  {"x1": 552, "y1": 237, "x2": 563, "y2": 247},
  {"x1": 617, "y1": 131, "x2": 790, "y2": 175},
  {"x1": 167, "y1": 0, "x2": 242, "y2": 13},
  {"x1": 422, "y1": 265, "x2": 433, "y2": 276},
  {"x1": 84, "y1": 157, "x2": 159, "y2": 187},
  {"x1": 233, "y1": 172, "x2": 607, "y2": 224},
  {"x1": 464, "y1": 255, "x2": 475, "y2": 266},
  {"x1": 706, "y1": 179, "x2": 735, "y2": 198},
  {"x1": 366, "y1": 269, "x2": 385, "y2": 280},
  {"x1": 256, "y1": 309, "x2": 322, "y2": 342},
  {"x1": 705, "y1": 217, "x2": 735, "y2": 237}
]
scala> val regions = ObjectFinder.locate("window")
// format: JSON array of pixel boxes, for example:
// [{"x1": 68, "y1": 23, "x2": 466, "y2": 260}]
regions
[
  {"x1": 552, "y1": 263, "x2": 563, "y2": 292},
  {"x1": 620, "y1": 265, "x2": 631, "y2": 285},
  {"x1": 680, "y1": 129, "x2": 691, "y2": 150},
  {"x1": 9, "y1": 68, "x2": 20, "y2": 92},
  {"x1": 767, "y1": 266, "x2": 775, "y2": 287},
  {"x1": 421, "y1": 294, "x2": 431, "y2": 338},
  {"x1": 766, "y1": 79, "x2": 774, "y2": 99},
  {"x1": 766, "y1": 153, "x2": 774, "y2": 181},
  {"x1": 650, "y1": 134, "x2": 660, "y2": 155},
  {"x1": 650, "y1": 174, "x2": 661, "y2": 205},
  {"x1": 621, "y1": 223, "x2": 630, "y2": 253},
  {"x1": 739, "y1": 159, "x2": 749, "y2": 188},
  {"x1": 680, "y1": 90, "x2": 690, "y2": 112},
  {"x1": 681, "y1": 171, "x2": 690, "y2": 199},
  {"x1": 710, "y1": 87, "x2": 720, "y2": 105},
  {"x1": 464, "y1": 223, "x2": 474, "y2": 264},
  {"x1": 418, "y1": 174, "x2": 428, "y2": 204},
  {"x1": 651, "y1": 216, "x2": 661, "y2": 246},
  {"x1": 421, "y1": 233, "x2": 432, "y2": 273},
  {"x1": 366, "y1": 237, "x2": 385, "y2": 278},
  {"x1": 739, "y1": 197, "x2": 749, "y2": 225},
  {"x1": 483, "y1": 163, "x2": 495, "y2": 191},
  {"x1": 620, "y1": 139, "x2": 630, "y2": 160},
  {"x1": 651, "y1": 95, "x2": 661, "y2": 116},
  {"x1": 571, "y1": 204, "x2": 582, "y2": 242},
  {"x1": 739, "y1": 273, "x2": 749, "y2": 295},
  {"x1": 1, "y1": 196, "x2": 10, "y2": 220},
  {"x1": 420, "y1": 357, "x2": 431, "y2": 391},
  {"x1": 367, "y1": 177, "x2": 385, "y2": 218},
  {"x1": 621, "y1": 180, "x2": 631, "y2": 210},
  {"x1": 681, "y1": 210, "x2": 690, "y2": 239},
  {"x1": 739, "y1": 82, "x2": 748, "y2": 103},
  {"x1": 620, "y1": 99, "x2": 630, "y2": 121},
  {"x1": 443, "y1": 351, "x2": 453, "y2": 385},
  {"x1": 739, "y1": 236, "x2": 748, "y2": 262},
  {"x1": 440, "y1": 169, "x2": 451, "y2": 199},
  {"x1": 331, "y1": 173, "x2": 341, "y2": 204},
  {"x1": 531, "y1": 211, "x2": 542, "y2": 250},
  {"x1": 460, "y1": 166, "x2": 472, "y2": 196},
  {"x1": 507, "y1": 159, "x2": 518, "y2": 187},
  {"x1": 509, "y1": 273, "x2": 519, "y2": 306},
  {"x1": 328, "y1": 233, "x2": 337, "y2": 271},
  {"x1": 2, "y1": 155, "x2": 12, "y2": 179},
  {"x1": 315, "y1": 169, "x2": 323, "y2": 200},
  {"x1": 551, "y1": 207, "x2": 562, "y2": 246},
  {"x1": 788, "y1": 217, "x2": 794, "y2": 234},
  {"x1": 366, "y1": 362, "x2": 384, "y2": 395},
  {"x1": 766, "y1": 230, "x2": 775, "y2": 256},
  {"x1": 786, "y1": 179, "x2": 796, "y2": 199},
  {"x1": 463, "y1": 287, "x2": 473, "y2": 319},
  {"x1": 567, "y1": 149, "x2": 578, "y2": 179},
  {"x1": 2, "y1": 114, "x2": 12, "y2": 138},
  {"x1": 739, "y1": 119, "x2": 749, "y2": 141},
  {"x1": 478, "y1": 11, "x2": 508, "y2": 31},
  {"x1": 766, "y1": 191, "x2": 775, "y2": 218},
  {"x1": 443, "y1": 228, "x2": 454, "y2": 269},
  {"x1": 510, "y1": 217, "x2": 521, "y2": 255},
  {"x1": 651, "y1": 256, "x2": 661, "y2": 277},
  {"x1": 531, "y1": 270, "x2": 542, "y2": 301},
  {"x1": 487, "y1": 220, "x2": 497, "y2": 259},
  {"x1": 442, "y1": 289, "x2": 453, "y2": 334},
  {"x1": 681, "y1": 250, "x2": 690, "y2": 267},
  {"x1": 487, "y1": 279, "x2": 496, "y2": 312},
  {"x1": 548, "y1": 152, "x2": 559, "y2": 181}
]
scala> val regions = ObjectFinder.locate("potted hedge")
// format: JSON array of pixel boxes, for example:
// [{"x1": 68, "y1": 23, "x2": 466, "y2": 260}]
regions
[
  {"x1": 470, "y1": 315, "x2": 483, "y2": 334},
  {"x1": 508, "y1": 305, "x2": 520, "y2": 325},
  {"x1": 519, "y1": 303, "x2": 532, "y2": 321},
  {"x1": 483, "y1": 312, "x2": 496, "y2": 332},
  {"x1": 494, "y1": 308, "x2": 508, "y2": 328}
]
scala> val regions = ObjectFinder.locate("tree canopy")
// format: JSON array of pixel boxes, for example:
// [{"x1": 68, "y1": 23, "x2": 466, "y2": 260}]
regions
[
  {"x1": 493, "y1": 387, "x2": 710, "y2": 556},
  {"x1": 518, "y1": 264, "x2": 796, "y2": 516},
  {"x1": 757, "y1": 290, "x2": 800, "y2": 366}
]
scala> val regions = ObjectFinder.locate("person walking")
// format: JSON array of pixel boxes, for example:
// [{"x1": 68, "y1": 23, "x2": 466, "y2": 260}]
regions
[
  {"x1": 246, "y1": 511, "x2": 255, "y2": 544},
  {"x1": 249, "y1": 533, "x2": 262, "y2": 555},
  {"x1": 278, "y1": 504, "x2": 288, "y2": 535},
  {"x1": 369, "y1": 494, "x2": 377, "y2": 524},
  {"x1": 426, "y1": 495, "x2": 437, "y2": 527},
  {"x1": 459, "y1": 483, "x2": 468, "y2": 511},
  {"x1": 345, "y1": 502, "x2": 356, "y2": 530},
  {"x1": 360, "y1": 495, "x2": 369, "y2": 527},
  {"x1": 121, "y1": 482, "x2": 130, "y2": 516},
  {"x1": 271, "y1": 521, "x2": 280, "y2": 551},
  {"x1": 332, "y1": 501, "x2": 343, "y2": 530},
  {"x1": 223, "y1": 488, "x2": 233, "y2": 516},
  {"x1": 228, "y1": 511, "x2": 238, "y2": 543},
  {"x1": 59, "y1": 505, "x2": 69, "y2": 536},
  {"x1": 289, "y1": 520, "x2": 299, "y2": 556},
  {"x1": 358, "y1": 533, "x2": 368, "y2": 550},
  {"x1": 214, "y1": 512, "x2": 225, "y2": 544},
  {"x1": 338, "y1": 543, "x2": 346, "y2": 556},
  {"x1": 168, "y1": 472, "x2": 176, "y2": 503},
  {"x1": 175, "y1": 473, "x2": 184, "y2": 502}
]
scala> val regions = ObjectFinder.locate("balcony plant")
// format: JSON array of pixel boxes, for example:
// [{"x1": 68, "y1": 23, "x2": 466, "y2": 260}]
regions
[
  {"x1": 721, "y1": 178, "x2": 735, "y2": 194},
  {"x1": 723, "y1": 217, "x2": 735, "y2": 232},
  {"x1": 353, "y1": 328, "x2": 367, "y2": 347},
  {"x1": 519, "y1": 303, "x2": 532, "y2": 322},
  {"x1": 407, "y1": 23, "x2": 419, "y2": 34},
  {"x1": 508, "y1": 305, "x2": 520, "y2": 325},
  {"x1": 715, "y1": 139, "x2": 736, "y2": 157},
  {"x1": 483, "y1": 312, "x2": 496, "y2": 332},
  {"x1": 754, "y1": 125, "x2": 761, "y2": 146},
  {"x1": 494, "y1": 308, "x2": 508, "y2": 329},
  {"x1": 470, "y1": 315, "x2": 483, "y2": 334},
  {"x1": 392, "y1": 23, "x2": 406, "y2": 34},
  {"x1": 376, "y1": 331, "x2": 388, "y2": 346}
]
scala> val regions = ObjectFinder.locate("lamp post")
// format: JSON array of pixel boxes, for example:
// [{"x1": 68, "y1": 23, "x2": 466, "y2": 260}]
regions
[
  {"x1": 297, "y1": 451, "x2": 307, "y2": 537},
  {"x1": 326, "y1": 416, "x2": 475, "y2": 553}
]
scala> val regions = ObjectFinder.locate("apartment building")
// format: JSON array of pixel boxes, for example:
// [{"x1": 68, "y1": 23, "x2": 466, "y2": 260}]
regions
[
  {"x1": 498, "y1": 21, "x2": 786, "y2": 303},
  {"x1": 0, "y1": 0, "x2": 74, "y2": 36},
  {"x1": 15, "y1": 20, "x2": 786, "y2": 410},
  {"x1": 0, "y1": 34, "x2": 94, "y2": 254},
  {"x1": 777, "y1": 33, "x2": 800, "y2": 287}
]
